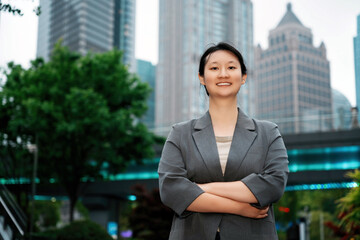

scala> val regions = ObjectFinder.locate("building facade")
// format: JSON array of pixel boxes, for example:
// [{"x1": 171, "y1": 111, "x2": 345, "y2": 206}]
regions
[
  {"x1": 354, "y1": 14, "x2": 360, "y2": 122},
  {"x1": 156, "y1": 0, "x2": 253, "y2": 135},
  {"x1": 136, "y1": 59, "x2": 156, "y2": 129},
  {"x1": 37, "y1": 0, "x2": 136, "y2": 71},
  {"x1": 254, "y1": 3, "x2": 332, "y2": 134}
]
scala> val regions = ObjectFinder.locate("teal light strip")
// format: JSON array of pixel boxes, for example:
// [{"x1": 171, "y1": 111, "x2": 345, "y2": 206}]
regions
[
  {"x1": 286, "y1": 182, "x2": 359, "y2": 191},
  {"x1": 288, "y1": 146, "x2": 360, "y2": 155},
  {"x1": 289, "y1": 161, "x2": 360, "y2": 172},
  {"x1": 34, "y1": 195, "x2": 68, "y2": 201},
  {"x1": 109, "y1": 172, "x2": 159, "y2": 181},
  {"x1": 0, "y1": 178, "x2": 39, "y2": 185}
]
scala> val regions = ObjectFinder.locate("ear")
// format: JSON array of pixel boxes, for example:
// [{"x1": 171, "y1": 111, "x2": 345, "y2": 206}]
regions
[
  {"x1": 241, "y1": 74, "x2": 247, "y2": 85},
  {"x1": 198, "y1": 73, "x2": 206, "y2": 85}
]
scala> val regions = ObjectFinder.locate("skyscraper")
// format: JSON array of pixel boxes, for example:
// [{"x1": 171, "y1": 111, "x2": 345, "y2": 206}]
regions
[
  {"x1": 137, "y1": 59, "x2": 156, "y2": 129},
  {"x1": 254, "y1": 3, "x2": 332, "y2": 134},
  {"x1": 156, "y1": 0, "x2": 253, "y2": 135},
  {"x1": 37, "y1": 0, "x2": 136, "y2": 71},
  {"x1": 354, "y1": 14, "x2": 360, "y2": 122}
]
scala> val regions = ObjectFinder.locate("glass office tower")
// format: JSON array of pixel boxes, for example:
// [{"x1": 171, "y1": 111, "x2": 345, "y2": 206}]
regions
[
  {"x1": 137, "y1": 59, "x2": 156, "y2": 129},
  {"x1": 37, "y1": 0, "x2": 136, "y2": 71},
  {"x1": 156, "y1": 0, "x2": 254, "y2": 135}
]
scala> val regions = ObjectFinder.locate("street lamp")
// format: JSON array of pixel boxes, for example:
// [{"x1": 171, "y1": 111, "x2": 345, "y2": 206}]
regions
[{"x1": 27, "y1": 136, "x2": 38, "y2": 239}]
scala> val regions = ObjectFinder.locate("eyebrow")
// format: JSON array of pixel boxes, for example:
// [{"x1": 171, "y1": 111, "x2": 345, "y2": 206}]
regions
[{"x1": 208, "y1": 61, "x2": 238, "y2": 64}]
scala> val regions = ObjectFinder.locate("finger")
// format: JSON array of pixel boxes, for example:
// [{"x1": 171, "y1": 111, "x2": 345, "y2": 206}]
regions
[
  {"x1": 256, "y1": 213, "x2": 268, "y2": 219},
  {"x1": 259, "y1": 209, "x2": 268, "y2": 215}
]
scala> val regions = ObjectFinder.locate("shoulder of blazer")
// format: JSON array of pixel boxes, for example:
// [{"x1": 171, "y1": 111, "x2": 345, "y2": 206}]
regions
[
  {"x1": 252, "y1": 118, "x2": 281, "y2": 142},
  {"x1": 167, "y1": 117, "x2": 198, "y2": 144},
  {"x1": 252, "y1": 118, "x2": 278, "y2": 131},
  {"x1": 172, "y1": 118, "x2": 197, "y2": 132},
  {"x1": 172, "y1": 111, "x2": 211, "y2": 132}
]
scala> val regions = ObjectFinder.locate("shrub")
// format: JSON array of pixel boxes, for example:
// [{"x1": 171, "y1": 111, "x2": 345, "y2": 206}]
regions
[{"x1": 56, "y1": 220, "x2": 113, "y2": 240}]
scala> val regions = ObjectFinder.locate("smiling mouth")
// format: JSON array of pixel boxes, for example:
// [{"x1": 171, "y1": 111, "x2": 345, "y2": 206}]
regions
[{"x1": 216, "y1": 82, "x2": 231, "y2": 86}]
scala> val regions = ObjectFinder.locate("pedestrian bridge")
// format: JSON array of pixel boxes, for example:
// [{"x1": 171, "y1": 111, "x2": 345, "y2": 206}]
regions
[{"x1": 282, "y1": 128, "x2": 360, "y2": 190}]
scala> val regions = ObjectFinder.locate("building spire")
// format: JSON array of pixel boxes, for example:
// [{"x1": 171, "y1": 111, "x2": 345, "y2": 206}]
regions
[
  {"x1": 287, "y1": 3, "x2": 292, "y2": 11},
  {"x1": 277, "y1": 2, "x2": 303, "y2": 27}
]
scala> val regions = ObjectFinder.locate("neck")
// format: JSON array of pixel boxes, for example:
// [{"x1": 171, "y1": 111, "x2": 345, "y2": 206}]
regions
[
  {"x1": 209, "y1": 96, "x2": 238, "y2": 118},
  {"x1": 208, "y1": 97, "x2": 238, "y2": 136}
]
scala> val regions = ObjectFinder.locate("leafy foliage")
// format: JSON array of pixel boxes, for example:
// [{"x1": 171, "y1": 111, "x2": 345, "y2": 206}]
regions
[
  {"x1": 31, "y1": 200, "x2": 61, "y2": 231},
  {"x1": 0, "y1": 2, "x2": 23, "y2": 16},
  {"x1": 30, "y1": 220, "x2": 112, "y2": 240},
  {"x1": 0, "y1": 2, "x2": 41, "y2": 16},
  {"x1": 57, "y1": 220, "x2": 113, "y2": 240},
  {"x1": 325, "y1": 170, "x2": 360, "y2": 239},
  {"x1": 0, "y1": 42, "x2": 158, "y2": 221},
  {"x1": 275, "y1": 188, "x2": 350, "y2": 240},
  {"x1": 128, "y1": 185, "x2": 173, "y2": 240}
]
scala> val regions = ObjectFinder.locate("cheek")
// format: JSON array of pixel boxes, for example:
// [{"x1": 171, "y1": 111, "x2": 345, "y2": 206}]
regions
[
  {"x1": 234, "y1": 72, "x2": 243, "y2": 82},
  {"x1": 203, "y1": 72, "x2": 215, "y2": 82}
]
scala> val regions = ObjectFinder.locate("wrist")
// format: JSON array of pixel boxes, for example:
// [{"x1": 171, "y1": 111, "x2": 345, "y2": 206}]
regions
[
  {"x1": 235, "y1": 202, "x2": 245, "y2": 215},
  {"x1": 198, "y1": 183, "x2": 210, "y2": 192}
]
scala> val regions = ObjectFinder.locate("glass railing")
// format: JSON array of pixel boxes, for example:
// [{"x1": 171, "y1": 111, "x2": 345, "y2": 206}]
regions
[
  {"x1": 0, "y1": 184, "x2": 27, "y2": 239},
  {"x1": 263, "y1": 112, "x2": 358, "y2": 135}
]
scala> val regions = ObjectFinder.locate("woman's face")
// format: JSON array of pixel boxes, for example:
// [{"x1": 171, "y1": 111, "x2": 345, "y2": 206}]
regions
[{"x1": 199, "y1": 50, "x2": 247, "y2": 99}]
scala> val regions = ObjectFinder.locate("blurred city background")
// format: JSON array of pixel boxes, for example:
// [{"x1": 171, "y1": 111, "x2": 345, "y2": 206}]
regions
[{"x1": 0, "y1": 0, "x2": 360, "y2": 239}]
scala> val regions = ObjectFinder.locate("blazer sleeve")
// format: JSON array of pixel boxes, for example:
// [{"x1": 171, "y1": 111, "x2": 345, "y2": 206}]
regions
[
  {"x1": 241, "y1": 122, "x2": 289, "y2": 207},
  {"x1": 158, "y1": 125, "x2": 204, "y2": 217}
]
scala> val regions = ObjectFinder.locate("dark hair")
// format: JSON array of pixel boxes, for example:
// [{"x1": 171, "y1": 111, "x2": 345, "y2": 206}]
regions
[{"x1": 199, "y1": 42, "x2": 247, "y2": 77}]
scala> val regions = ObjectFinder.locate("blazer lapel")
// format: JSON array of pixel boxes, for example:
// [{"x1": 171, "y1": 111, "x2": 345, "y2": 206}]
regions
[
  {"x1": 192, "y1": 111, "x2": 224, "y2": 181},
  {"x1": 224, "y1": 108, "x2": 257, "y2": 181}
]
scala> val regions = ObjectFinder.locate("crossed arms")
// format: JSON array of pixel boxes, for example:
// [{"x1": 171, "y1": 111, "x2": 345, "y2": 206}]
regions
[{"x1": 187, "y1": 181, "x2": 269, "y2": 219}]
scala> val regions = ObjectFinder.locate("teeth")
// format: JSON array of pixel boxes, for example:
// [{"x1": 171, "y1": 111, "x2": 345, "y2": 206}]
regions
[{"x1": 217, "y1": 83, "x2": 231, "y2": 86}]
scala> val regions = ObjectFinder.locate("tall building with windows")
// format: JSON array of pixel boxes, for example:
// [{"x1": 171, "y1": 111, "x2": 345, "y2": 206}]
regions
[
  {"x1": 156, "y1": 0, "x2": 253, "y2": 135},
  {"x1": 354, "y1": 14, "x2": 360, "y2": 122},
  {"x1": 37, "y1": 0, "x2": 136, "y2": 71},
  {"x1": 137, "y1": 59, "x2": 156, "y2": 129},
  {"x1": 254, "y1": 3, "x2": 332, "y2": 134}
]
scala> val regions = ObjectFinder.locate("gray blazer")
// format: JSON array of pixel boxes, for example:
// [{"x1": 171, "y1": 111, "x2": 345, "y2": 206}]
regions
[{"x1": 158, "y1": 108, "x2": 289, "y2": 240}]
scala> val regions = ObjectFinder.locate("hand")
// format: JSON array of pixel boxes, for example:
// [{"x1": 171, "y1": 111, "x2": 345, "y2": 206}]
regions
[{"x1": 238, "y1": 203, "x2": 269, "y2": 219}]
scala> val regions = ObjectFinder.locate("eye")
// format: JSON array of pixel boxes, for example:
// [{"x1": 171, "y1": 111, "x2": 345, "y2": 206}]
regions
[
  {"x1": 210, "y1": 67, "x2": 218, "y2": 70},
  {"x1": 228, "y1": 66, "x2": 236, "y2": 70}
]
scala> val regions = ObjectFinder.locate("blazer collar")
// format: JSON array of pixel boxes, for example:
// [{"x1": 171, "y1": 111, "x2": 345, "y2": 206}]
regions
[
  {"x1": 194, "y1": 107, "x2": 255, "y2": 131},
  {"x1": 192, "y1": 107, "x2": 256, "y2": 181}
]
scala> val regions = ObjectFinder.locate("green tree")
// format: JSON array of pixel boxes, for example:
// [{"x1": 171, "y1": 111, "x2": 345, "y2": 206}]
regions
[
  {"x1": 0, "y1": 62, "x2": 34, "y2": 210},
  {"x1": 0, "y1": 43, "x2": 158, "y2": 221}
]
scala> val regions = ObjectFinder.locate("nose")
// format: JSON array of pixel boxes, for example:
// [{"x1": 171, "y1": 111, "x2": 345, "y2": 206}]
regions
[{"x1": 218, "y1": 67, "x2": 229, "y2": 78}]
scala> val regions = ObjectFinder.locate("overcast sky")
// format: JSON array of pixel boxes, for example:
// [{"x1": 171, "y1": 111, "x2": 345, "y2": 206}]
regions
[{"x1": 0, "y1": 0, "x2": 359, "y2": 106}]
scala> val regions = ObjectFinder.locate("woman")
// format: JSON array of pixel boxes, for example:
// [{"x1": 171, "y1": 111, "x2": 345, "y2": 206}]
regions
[{"x1": 158, "y1": 42, "x2": 289, "y2": 240}]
